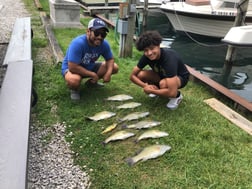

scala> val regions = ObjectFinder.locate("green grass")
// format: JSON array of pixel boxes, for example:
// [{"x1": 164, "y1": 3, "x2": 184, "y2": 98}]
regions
[{"x1": 25, "y1": 0, "x2": 252, "y2": 188}]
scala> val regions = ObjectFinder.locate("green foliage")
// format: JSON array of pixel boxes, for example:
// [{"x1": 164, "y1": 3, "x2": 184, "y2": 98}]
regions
[{"x1": 27, "y1": 0, "x2": 252, "y2": 188}]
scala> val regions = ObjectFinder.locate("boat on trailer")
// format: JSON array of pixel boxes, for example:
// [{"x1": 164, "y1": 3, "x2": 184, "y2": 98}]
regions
[{"x1": 160, "y1": 0, "x2": 252, "y2": 38}]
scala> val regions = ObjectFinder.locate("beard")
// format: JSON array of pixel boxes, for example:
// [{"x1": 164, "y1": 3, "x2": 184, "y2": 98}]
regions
[{"x1": 89, "y1": 36, "x2": 103, "y2": 47}]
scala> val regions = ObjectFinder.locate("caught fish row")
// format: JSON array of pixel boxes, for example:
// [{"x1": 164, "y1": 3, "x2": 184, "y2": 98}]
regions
[
  {"x1": 87, "y1": 94, "x2": 172, "y2": 166},
  {"x1": 102, "y1": 128, "x2": 169, "y2": 144}
]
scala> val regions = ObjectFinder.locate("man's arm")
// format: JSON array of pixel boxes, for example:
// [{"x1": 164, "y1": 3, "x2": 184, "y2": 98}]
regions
[
  {"x1": 103, "y1": 58, "x2": 114, "y2": 82},
  {"x1": 130, "y1": 66, "x2": 147, "y2": 88}
]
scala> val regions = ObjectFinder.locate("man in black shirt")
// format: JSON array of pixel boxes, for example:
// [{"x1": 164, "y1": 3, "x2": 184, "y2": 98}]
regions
[{"x1": 130, "y1": 30, "x2": 189, "y2": 110}]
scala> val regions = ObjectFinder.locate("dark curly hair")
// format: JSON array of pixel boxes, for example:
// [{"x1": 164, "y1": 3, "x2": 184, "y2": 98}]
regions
[{"x1": 135, "y1": 30, "x2": 162, "y2": 51}]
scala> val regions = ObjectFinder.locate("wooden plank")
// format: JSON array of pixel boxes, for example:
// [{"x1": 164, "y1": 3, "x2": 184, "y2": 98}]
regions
[
  {"x1": 3, "y1": 17, "x2": 31, "y2": 65},
  {"x1": 40, "y1": 12, "x2": 64, "y2": 63},
  {"x1": 34, "y1": 0, "x2": 43, "y2": 10},
  {"x1": 0, "y1": 60, "x2": 33, "y2": 189},
  {"x1": 0, "y1": 17, "x2": 32, "y2": 189},
  {"x1": 186, "y1": 65, "x2": 252, "y2": 112},
  {"x1": 204, "y1": 98, "x2": 252, "y2": 135}
]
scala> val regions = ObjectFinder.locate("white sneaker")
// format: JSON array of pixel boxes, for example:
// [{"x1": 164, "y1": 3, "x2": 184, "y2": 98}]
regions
[
  {"x1": 70, "y1": 90, "x2": 80, "y2": 100},
  {"x1": 166, "y1": 93, "x2": 183, "y2": 110},
  {"x1": 148, "y1": 93, "x2": 157, "y2": 98}
]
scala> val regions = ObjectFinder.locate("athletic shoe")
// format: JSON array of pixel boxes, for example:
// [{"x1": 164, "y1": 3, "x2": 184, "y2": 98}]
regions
[
  {"x1": 70, "y1": 89, "x2": 80, "y2": 100},
  {"x1": 166, "y1": 93, "x2": 183, "y2": 110},
  {"x1": 85, "y1": 79, "x2": 104, "y2": 88},
  {"x1": 148, "y1": 93, "x2": 157, "y2": 98}
]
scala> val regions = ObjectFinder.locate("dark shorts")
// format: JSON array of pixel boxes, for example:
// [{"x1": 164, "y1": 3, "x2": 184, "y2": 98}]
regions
[
  {"x1": 62, "y1": 62, "x2": 102, "y2": 77},
  {"x1": 178, "y1": 74, "x2": 189, "y2": 89}
]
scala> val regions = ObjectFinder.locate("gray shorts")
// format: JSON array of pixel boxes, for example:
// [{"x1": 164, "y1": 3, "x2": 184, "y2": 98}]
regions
[{"x1": 62, "y1": 62, "x2": 102, "y2": 77}]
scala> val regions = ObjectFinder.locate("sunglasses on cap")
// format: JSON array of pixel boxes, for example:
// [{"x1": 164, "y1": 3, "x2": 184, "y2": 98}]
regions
[{"x1": 91, "y1": 29, "x2": 107, "y2": 38}]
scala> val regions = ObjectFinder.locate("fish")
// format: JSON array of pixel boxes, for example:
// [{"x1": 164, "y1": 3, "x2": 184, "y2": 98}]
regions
[
  {"x1": 105, "y1": 94, "x2": 133, "y2": 101},
  {"x1": 102, "y1": 130, "x2": 135, "y2": 145},
  {"x1": 86, "y1": 111, "x2": 116, "y2": 121},
  {"x1": 101, "y1": 123, "x2": 118, "y2": 134},
  {"x1": 135, "y1": 130, "x2": 169, "y2": 143},
  {"x1": 125, "y1": 144, "x2": 171, "y2": 166},
  {"x1": 116, "y1": 102, "x2": 142, "y2": 109},
  {"x1": 122, "y1": 120, "x2": 161, "y2": 129},
  {"x1": 119, "y1": 112, "x2": 150, "y2": 122}
]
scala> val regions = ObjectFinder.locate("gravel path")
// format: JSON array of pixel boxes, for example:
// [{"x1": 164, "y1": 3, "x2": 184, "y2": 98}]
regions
[{"x1": 0, "y1": 0, "x2": 90, "y2": 188}]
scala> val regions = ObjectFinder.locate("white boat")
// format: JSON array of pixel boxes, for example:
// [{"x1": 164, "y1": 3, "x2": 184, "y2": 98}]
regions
[
  {"x1": 160, "y1": 0, "x2": 252, "y2": 38},
  {"x1": 222, "y1": 25, "x2": 252, "y2": 46}
]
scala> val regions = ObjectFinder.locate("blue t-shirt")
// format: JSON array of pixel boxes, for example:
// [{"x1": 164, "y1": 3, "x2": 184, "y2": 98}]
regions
[{"x1": 61, "y1": 34, "x2": 113, "y2": 75}]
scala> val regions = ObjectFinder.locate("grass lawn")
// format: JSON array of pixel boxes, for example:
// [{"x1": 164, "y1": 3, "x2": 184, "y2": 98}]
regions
[{"x1": 25, "y1": 0, "x2": 252, "y2": 188}]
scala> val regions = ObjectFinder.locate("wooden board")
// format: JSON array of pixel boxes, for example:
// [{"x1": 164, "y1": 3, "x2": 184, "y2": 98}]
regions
[{"x1": 204, "y1": 98, "x2": 252, "y2": 135}]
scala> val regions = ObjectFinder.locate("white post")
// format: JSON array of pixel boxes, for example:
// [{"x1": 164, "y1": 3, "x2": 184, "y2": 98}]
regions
[{"x1": 223, "y1": 0, "x2": 249, "y2": 82}]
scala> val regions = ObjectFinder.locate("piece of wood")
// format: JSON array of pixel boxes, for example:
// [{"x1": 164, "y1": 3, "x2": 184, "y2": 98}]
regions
[
  {"x1": 40, "y1": 12, "x2": 64, "y2": 63},
  {"x1": 0, "y1": 17, "x2": 33, "y2": 189},
  {"x1": 204, "y1": 98, "x2": 252, "y2": 135},
  {"x1": 34, "y1": 0, "x2": 43, "y2": 10},
  {"x1": 186, "y1": 65, "x2": 252, "y2": 112},
  {"x1": 3, "y1": 17, "x2": 31, "y2": 65}
]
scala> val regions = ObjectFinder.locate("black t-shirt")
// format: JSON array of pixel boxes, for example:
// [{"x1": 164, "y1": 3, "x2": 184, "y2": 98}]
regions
[{"x1": 137, "y1": 48, "x2": 189, "y2": 79}]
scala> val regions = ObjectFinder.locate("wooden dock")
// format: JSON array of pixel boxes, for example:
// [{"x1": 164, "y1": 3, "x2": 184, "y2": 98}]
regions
[{"x1": 78, "y1": 3, "x2": 160, "y2": 16}]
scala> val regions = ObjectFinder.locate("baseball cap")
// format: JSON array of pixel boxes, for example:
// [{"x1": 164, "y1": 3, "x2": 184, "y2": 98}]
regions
[{"x1": 88, "y1": 18, "x2": 109, "y2": 32}]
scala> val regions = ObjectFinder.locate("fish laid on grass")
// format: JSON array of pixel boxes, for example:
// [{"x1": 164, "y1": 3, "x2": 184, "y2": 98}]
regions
[
  {"x1": 101, "y1": 123, "x2": 118, "y2": 134},
  {"x1": 125, "y1": 144, "x2": 171, "y2": 166},
  {"x1": 105, "y1": 94, "x2": 133, "y2": 101},
  {"x1": 135, "y1": 130, "x2": 169, "y2": 143},
  {"x1": 116, "y1": 102, "x2": 142, "y2": 109},
  {"x1": 119, "y1": 112, "x2": 150, "y2": 122},
  {"x1": 86, "y1": 111, "x2": 116, "y2": 121},
  {"x1": 102, "y1": 130, "x2": 135, "y2": 145},
  {"x1": 122, "y1": 120, "x2": 161, "y2": 129}
]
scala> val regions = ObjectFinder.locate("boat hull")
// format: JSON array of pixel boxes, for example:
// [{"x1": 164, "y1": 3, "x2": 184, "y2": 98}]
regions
[{"x1": 160, "y1": 2, "x2": 252, "y2": 38}]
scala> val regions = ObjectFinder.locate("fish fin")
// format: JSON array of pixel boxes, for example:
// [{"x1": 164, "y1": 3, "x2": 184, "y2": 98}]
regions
[
  {"x1": 134, "y1": 148, "x2": 144, "y2": 156},
  {"x1": 125, "y1": 158, "x2": 135, "y2": 166}
]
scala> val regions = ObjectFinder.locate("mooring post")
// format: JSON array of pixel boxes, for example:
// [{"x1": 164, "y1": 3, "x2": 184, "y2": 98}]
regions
[
  {"x1": 223, "y1": 0, "x2": 249, "y2": 83},
  {"x1": 105, "y1": 0, "x2": 109, "y2": 19},
  {"x1": 142, "y1": 0, "x2": 149, "y2": 32}
]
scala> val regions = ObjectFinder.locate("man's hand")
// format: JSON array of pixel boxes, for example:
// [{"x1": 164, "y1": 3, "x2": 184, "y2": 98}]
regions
[
  {"x1": 90, "y1": 73, "x2": 99, "y2": 83},
  {"x1": 143, "y1": 84, "x2": 159, "y2": 94},
  {"x1": 103, "y1": 73, "x2": 111, "y2": 83}
]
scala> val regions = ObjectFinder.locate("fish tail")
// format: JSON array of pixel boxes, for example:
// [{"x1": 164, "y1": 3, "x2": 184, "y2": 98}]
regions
[
  {"x1": 101, "y1": 141, "x2": 107, "y2": 146},
  {"x1": 121, "y1": 124, "x2": 127, "y2": 129},
  {"x1": 125, "y1": 158, "x2": 135, "y2": 166},
  {"x1": 133, "y1": 139, "x2": 139, "y2": 144}
]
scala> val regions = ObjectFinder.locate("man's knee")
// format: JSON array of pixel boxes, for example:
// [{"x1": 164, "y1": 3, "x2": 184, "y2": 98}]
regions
[
  {"x1": 112, "y1": 63, "x2": 119, "y2": 74},
  {"x1": 65, "y1": 73, "x2": 81, "y2": 89}
]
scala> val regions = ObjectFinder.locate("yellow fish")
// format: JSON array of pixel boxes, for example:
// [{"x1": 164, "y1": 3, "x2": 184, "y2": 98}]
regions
[
  {"x1": 126, "y1": 144, "x2": 171, "y2": 166},
  {"x1": 86, "y1": 111, "x2": 116, "y2": 121},
  {"x1": 101, "y1": 123, "x2": 117, "y2": 134},
  {"x1": 102, "y1": 130, "x2": 135, "y2": 145}
]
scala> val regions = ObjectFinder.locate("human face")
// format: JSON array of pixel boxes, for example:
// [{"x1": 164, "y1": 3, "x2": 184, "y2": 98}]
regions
[
  {"x1": 143, "y1": 45, "x2": 160, "y2": 60},
  {"x1": 88, "y1": 28, "x2": 107, "y2": 47}
]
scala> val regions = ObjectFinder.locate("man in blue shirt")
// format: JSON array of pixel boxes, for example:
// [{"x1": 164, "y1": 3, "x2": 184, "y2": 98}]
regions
[{"x1": 62, "y1": 18, "x2": 119, "y2": 100}]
